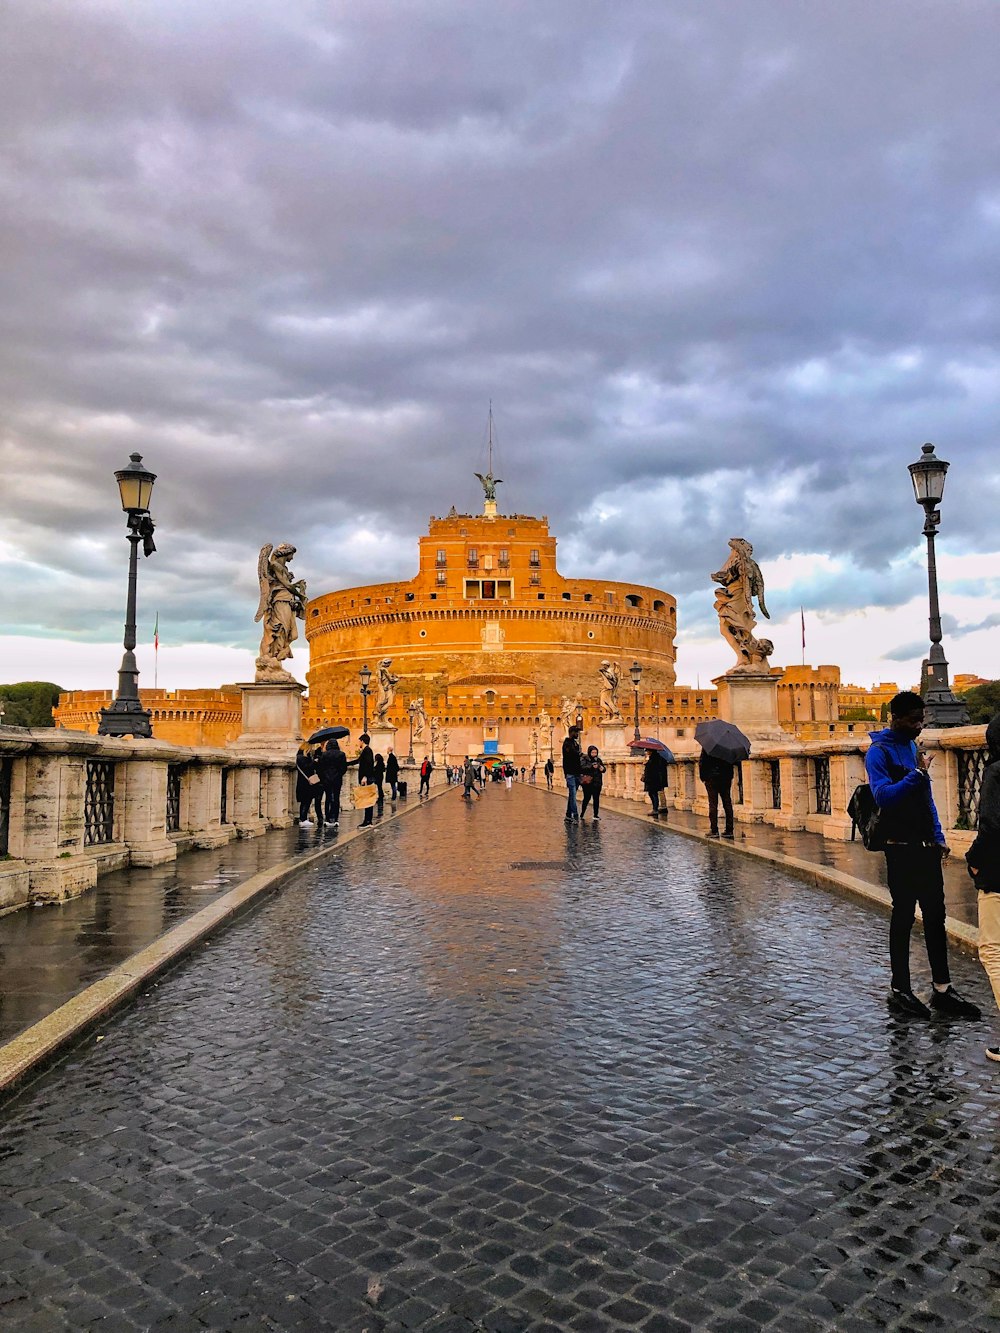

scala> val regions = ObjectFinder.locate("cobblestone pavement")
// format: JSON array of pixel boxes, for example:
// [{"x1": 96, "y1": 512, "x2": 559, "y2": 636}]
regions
[
  {"x1": 0, "y1": 798, "x2": 407, "y2": 1044},
  {"x1": 2, "y1": 784, "x2": 1000, "y2": 1332}
]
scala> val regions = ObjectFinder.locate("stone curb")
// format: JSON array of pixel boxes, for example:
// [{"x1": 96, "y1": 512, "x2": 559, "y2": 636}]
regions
[
  {"x1": 587, "y1": 791, "x2": 982, "y2": 955},
  {"x1": 0, "y1": 786, "x2": 451, "y2": 1103}
]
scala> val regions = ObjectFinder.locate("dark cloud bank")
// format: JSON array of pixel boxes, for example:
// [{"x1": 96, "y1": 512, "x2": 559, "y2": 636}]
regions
[{"x1": 2, "y1": 0, "x2": 999, "y2": 670}]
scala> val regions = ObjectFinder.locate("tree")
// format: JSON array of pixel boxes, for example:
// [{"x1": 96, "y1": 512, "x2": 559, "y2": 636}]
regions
[
  {"x1": 0, "y1": 682, "x2": 64, "y2": 728},
  {"x1": 840, "y1": 707, "x2": 876, "y2": 721},
  {"x1": 957, "y1": 680, "x2": 1000, "y2": 725}
]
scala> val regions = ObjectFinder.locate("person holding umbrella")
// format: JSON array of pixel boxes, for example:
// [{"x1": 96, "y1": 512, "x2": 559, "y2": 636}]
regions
[
  {"x1": 316, "y1": 738, "x2": 348, "y2": 829},
  {"x1": 694, "y1": 720, "x2": 750, "y2": 840},
  {"x1": 628, "y1": 737, "x2": 675, "y2": 819}
]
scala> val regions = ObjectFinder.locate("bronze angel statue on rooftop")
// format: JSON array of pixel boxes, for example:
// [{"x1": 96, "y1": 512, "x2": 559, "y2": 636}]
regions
[
  {"x1": 254, "y1": 542, "x2": 307, "y2": 682},
  {"x1": 474, "y1": 471, "x2": 502, "y2": 502},
  {"x1": 712, "y1": 537, "x2": 773, "y2": 670}
]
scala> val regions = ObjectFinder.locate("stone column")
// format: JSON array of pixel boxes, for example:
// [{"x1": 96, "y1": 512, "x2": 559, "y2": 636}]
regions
[
  {"x1": 598, "y1": 720, "x2": 630, "y2": 759},
  {"x1": 186, "y1": 760, "x2": 233, "y2": 849},
  {"x1": 231, "y1": 764, "x2": 269, "y2": 838},
  {"x1": 232, "y1": 681, "x2": 305, "y2": 758},
  {"x1": 263, "y1": 764, "x2": 296, "y2": 828},
  {"x1": 22, "y1": 743, "x2": 101, "y2": 902},
  {"x1": 120, "y1": 753, "x2": 178, "y2": 867},
  {"x1": 772, "y1": 754, "x2": 809, "y2": 830},
  {"x1": 713, "y1": 668, "x2": 785, "y2": 741}
]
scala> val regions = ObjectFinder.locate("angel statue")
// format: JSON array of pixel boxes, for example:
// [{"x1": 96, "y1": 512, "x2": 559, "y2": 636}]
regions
[
  {"x1": 711, "y1": 537, "x2": 773, "y2": 670},
  {"x1": 255, "y1": 543, "x2": 307, "y2": 682},
  {"x1": 374, "y1": 658, "x2": 400, "y2": 723},
  {"x1": 598, "y1": 660, "x2": 624, "y2": 721},
  {"x1": 560, "y1": 694, "x2": 583, "y2": 730},
  {"x1": 474, "y1": 470, "x2": 502, "y2": 502},
  {"x1": 412, "y1": 697, "x2": 428, "y2": 741}
]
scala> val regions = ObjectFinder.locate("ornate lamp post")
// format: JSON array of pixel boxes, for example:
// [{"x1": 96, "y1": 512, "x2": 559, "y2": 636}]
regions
[
  {"x1": 98, "y1": 453, "x2": 157, "y2": 738},
  {"x1": 629, "y1": 660, "x2": 643, "y2": 741},
  {"x1": 359, "y1": 663, "x2": 372, "y2": 733},
  {"x1": 407, "y1": 699, "x2": 418, "y2": 763},
  {"x1": 907, "y1": 443, "x2": 969, "y2": 726}
]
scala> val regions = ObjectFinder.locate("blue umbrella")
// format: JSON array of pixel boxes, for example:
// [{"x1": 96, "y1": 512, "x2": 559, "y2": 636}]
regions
[{"x1": 627, "y1": 737, "x2": 676, "y2": 762}]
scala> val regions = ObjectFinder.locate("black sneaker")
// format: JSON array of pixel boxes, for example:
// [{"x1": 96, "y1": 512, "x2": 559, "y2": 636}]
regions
[
  {"x1": 930, "y1": 987, "x2": 981, "y2": 1020},
  {"x1": 986, "y1": 1046, "x2": 1000, "y2": 1063},
  {"x1": 721, "y1": 831, "x2": 735, "y2": 840},
  {"x1": 706, "y1": 830, "x2": 720, "y2": 839},
  {"x1": 888, "y1": 988, "x2": 932, "y2": 1019}
]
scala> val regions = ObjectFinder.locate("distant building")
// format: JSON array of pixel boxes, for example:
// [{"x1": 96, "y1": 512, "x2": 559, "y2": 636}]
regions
[{"x1": 54, "y1": 687, "x2": 242, "y2": 746}]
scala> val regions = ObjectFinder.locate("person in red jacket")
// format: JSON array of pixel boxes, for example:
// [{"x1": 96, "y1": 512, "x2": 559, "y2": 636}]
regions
[{"x1": 419, "y1": 756, "x2": 433, "y2": 796}]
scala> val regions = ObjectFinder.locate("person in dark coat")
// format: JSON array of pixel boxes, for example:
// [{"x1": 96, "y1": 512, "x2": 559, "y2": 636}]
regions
[
  {"x1": 373, "y1": 752, "x2": 386, "y2": 808},
  {"x1": 562, "y1": 726, "x2": 582, "y2": 821},
  {"x1": 385, "y1": 747, "x2": 400, "y2": 800},
  {"x1": 419, "y1": 756, "x2": 433, "y2": 795},
  {"x1": 699, "y1": 750, "x2": 736, "y2": 839},
  {"x1": 968, "y1": 714, "x2": 1000, "y2": 1060},
  {"x1": 642, "y1": 751, "x2": 667, "y2": 819},
  {"x1": 544, "y1": 757, "x2": 554, "y2": 789},
  {"x1": 355, "y1": 733, "x2": 376, "y2": 827},
  {"x1": 295, "y1": 745, "x2": 323, "y2": 826},
  {"x1": 866, "y1": 691, "x2": 978, "y2": 1020},
  {"x1": 316, "y1": 738, "x2": 348, "y2": 828},
  {"x1": 579, "y1": 745, "x2": 606, "y2": 821}
]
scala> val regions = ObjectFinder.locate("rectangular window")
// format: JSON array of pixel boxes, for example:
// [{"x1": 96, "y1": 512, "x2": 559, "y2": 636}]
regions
[
  {"x1": 166, "y1": 764, "x2": 183, "y2": 833},
  {"x1": 464, "y1": 579, "x2": 480, "y2": 598},
  {"x1": 498, "y1": 548, "x2": 509, "y2": 566},
  {"x1": 481, "y1": 579, "x2": 496, "y2": 599},
  {"x1": 436, "y1": 549, "x2": 447, "y2": 566},
  {"x1": 606, "y1": 591, "x2": 614, "y2": 604},
  {"x1": 467, "y1": 548, "x2": 478, "y2": 567},
  {"x1": 497, "y1": 580, "x2": 512, "y2": 598},
  {"x1": 529, "y1": 549, "x2": 540, "y2": 566},
  {"x1": 0, "y1": 757, "x2": 11, "y2": 857},
  {"x1": 530, "y1": 572, "x2": 540, "y2": 585},
  {"x1": 436, "y1": 571, "x2": 446, "y2": 586},
  {"x1": 84, "y1": 760, "x2": 116, "y2": 846}
]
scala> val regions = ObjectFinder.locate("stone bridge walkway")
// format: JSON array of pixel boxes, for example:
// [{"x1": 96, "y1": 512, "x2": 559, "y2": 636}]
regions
[{"x1": 1, "y1": 784, "x2": 999, "y2": 1331}]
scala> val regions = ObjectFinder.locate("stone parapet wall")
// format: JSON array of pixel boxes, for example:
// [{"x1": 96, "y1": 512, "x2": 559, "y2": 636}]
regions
[
  {"x1": 0, "y1": 729, "x2": 296, "y2": 916},
  {"x1": 54, "y1": 687, "x2": 243, "y2": 747},
  {"x1": 601, "y1": 724, "x2": 990, "y2": 847}
]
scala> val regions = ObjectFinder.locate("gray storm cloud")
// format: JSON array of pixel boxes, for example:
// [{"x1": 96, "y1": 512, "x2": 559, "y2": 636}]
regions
[{"x1": 1, "y1": 0, "x2": 999, "y2": 657}]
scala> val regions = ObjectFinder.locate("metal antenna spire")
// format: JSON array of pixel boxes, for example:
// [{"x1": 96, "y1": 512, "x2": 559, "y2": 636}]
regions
[{"x1": 488, "y1": 400, "x2": 494, "y2": 475}]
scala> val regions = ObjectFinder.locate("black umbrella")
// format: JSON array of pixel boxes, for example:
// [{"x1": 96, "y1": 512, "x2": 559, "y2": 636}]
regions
[
  {"x1": 307, "y1": 725, "x2": 351, "y2": 744},
  {"x1": 694, "y1": 720, "x2": 751, "y2": 764}
]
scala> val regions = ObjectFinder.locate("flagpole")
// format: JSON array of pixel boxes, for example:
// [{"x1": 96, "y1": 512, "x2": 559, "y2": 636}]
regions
[
  {"x1": 800, "y1": 607, "x2": 805, "y2": 667},
  {"x1": 154, "y1": 612, "x2": 159, "y2": 690}
]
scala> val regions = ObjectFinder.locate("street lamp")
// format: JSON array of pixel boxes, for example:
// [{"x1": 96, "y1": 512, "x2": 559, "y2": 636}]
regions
[
  {"x1": 907, "y1": 443, "x2": 969, "y2": 726},
  {"x1": 407, "y1": 699, "x2": 418, "y2": 763},
  {"x1": 629, "y1": 660, "x2": 643, "y2": 741},
  {"x1": 98, "y1": 453, "x2": 157, "y2": 738},
  {"x1": 359, "y1": 663, "x2": 372, "y2": 733}
]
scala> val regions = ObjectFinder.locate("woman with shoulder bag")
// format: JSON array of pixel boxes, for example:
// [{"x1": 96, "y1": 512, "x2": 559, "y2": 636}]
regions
[
  {"x1": 295, "y1": 744, "x2": 323, "y2": 826},
  {"x1": 580, "y1": 745, "x2": 607, "y2": 821},
  {"x1": 968, "y1": 715, "x2": 1000, "y2": 1063}
]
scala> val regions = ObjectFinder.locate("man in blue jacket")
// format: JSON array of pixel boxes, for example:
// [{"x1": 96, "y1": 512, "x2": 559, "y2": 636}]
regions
[{"x1": 865, "y1": 691, "x2": 980, "y2": 1020}]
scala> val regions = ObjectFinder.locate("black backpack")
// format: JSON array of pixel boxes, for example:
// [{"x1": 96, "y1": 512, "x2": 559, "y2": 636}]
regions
[{"x1": 847, "y1": 743, "x2": 894, "y2": 851}]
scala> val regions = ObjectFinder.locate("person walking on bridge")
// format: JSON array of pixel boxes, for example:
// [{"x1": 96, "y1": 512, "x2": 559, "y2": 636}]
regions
[
  {"x1": 317, "y1": 738, "x2": 347, "y2": 829},
  {"x1": 562, "y1": 725, "x2": 582, "y2": 822},
  {"x1": 385, "y1": 747, "x2": 400, "y2": 801},
  {"x1": 355, "y1": 734, "x2": 376, "y2": 828},
  {"x1": 967, "y1": 714, "x2": 1000, "y2": 1061},
  {"x1": 866, "y1": 691, "x2": 979, "y2": 1020},
  {"x1": 580, "y1": 745, "x2": 606, "y2": 821},
  {"x1": 419, "y1": 756, "x2": 433, "y2": 796},
  {"x1": 544, "y1": 756, "x2": 554, "y2": 790},
  {"x1": 642, "y1": 750, "x2": 668, "y2": 820}
]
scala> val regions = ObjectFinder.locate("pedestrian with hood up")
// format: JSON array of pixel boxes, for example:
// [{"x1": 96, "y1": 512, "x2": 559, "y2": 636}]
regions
[
  {"x1": 316, "y1": 738, "x2": 347, "y2": 829},
  {"x1": 865, "y1": 691, "x2": 980, "y2": 1020},
  {"x1": 579, "y1": 745, "x2": 607, "y2": 821},
  {"x1": 355, "y1": 733, "x2": 376, "y2": 828},
  {"x1": 385, "y1": 747, "x2": 400, "y2": 801},
  {"x1": 967, "y1": 714, "x2": 1000, "y2": 1061},
  {"x1": 642, "y1": 750, "x2": 668, "y2": 819},
  {"x1": 462, "y1": 756, "x2": 476, "y2": 800},
  {"x1": 295, "y1": 744, "x2": 323, "y2": 826},
  {"x1": 562, "y1": 725, "x2": 582, "y2": 821},
  {"x1": 699, "y1": 750, "x2": 736, "y2": 839}
]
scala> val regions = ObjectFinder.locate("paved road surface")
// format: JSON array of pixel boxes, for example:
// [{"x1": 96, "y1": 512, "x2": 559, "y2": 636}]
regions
[{"x1": 1, "y1": 785, "x2": 999, "y2": 1331}]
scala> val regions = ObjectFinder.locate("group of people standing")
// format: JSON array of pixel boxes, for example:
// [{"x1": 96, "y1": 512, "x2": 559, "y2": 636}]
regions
[
  {"x1": 295, "y1": 739, "x2": 435, "y2": 831},
  {"x1": 560, "y1": 726, "x2": 608, "y2": 821}
]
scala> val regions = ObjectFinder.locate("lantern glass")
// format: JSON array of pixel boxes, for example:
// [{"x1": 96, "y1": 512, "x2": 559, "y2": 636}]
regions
[
  {"x1": 908, "y1": 443, "x2": 948, "y2": 506},
  {"x1": 115, "y1": 452, "x2": 156, "y2": 513},
  {"x1": 359, "y1": 664, "x2": 372, "y2": 689},
  {"x1": 629, "y1": 660, "x2": 642, "y2": 687}
]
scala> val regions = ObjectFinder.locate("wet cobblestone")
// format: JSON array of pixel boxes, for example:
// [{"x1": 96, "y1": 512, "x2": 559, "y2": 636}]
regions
[{"x1": 2, "y1": 785, "x2": 1000, "y2": 1330}]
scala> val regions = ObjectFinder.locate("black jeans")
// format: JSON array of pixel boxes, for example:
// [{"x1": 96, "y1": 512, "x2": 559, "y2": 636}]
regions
[
  {"x1": 580, "y1": 785, "x2": 601, "y2": 818},
  {"x1": 703, "y1": 778, "x2": 734, "y2": 834},
  {"x1": 323, "y1": 779, "x2": 342, "y2": 823},
  {"x1": 299, "y1": 791, "x2": 323, "y2": 823},
  {"x1": 884, "y1": 844, "x2": 951, "y2": 991}
]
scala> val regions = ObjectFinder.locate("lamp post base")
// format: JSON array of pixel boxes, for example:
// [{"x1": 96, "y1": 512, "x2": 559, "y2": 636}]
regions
[
  {"x1": 922, "y1": 690, "x2": 970, "y2": 728},
  {"x1": 98, "y1": 698, "x2": 153, "y2": 738}
]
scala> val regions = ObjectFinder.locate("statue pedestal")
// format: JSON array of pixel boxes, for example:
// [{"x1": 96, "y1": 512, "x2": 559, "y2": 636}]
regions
[
  {"x1": 231, "y1": 681, "x2": 304, "y2": 756},
  {"x1": 598, "y1": 720, "x2": 631, "y2": 758},
  {"x1": 713, "y1": 669, "x2": 784, "y2": 740},
  {"x1": 368, "y1": 723, "x2": 398, "y2": 757}
]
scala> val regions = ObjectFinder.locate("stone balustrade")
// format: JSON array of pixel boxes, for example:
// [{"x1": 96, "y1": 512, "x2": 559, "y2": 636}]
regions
[
  {"x1": 0, "y1": 729, "x2": 300, "y2": 915},
  {"x1": 601, "y1": 724, "x2": 990, "y2": 847}
]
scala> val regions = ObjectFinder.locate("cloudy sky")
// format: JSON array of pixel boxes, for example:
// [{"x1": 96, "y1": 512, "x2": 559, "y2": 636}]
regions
[{"x1": 2, "y1": 0, "x2": 1000, "y2": 694}]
